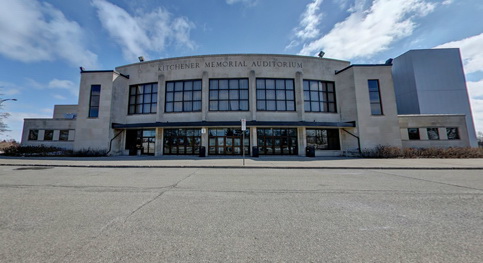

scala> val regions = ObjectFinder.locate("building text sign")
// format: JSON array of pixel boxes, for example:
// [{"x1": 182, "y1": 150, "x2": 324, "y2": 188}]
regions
[{"x1": 158, "y1": 60, "x2": 303, "y2": 72}]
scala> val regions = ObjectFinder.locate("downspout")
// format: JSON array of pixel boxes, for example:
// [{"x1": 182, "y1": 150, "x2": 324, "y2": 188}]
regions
[
  {"x1": 341, "y1": 128, "x2": 361, "y2": 156},
  {"x1": 107, "y1": 130, "x2": 124, "y2": 155}
]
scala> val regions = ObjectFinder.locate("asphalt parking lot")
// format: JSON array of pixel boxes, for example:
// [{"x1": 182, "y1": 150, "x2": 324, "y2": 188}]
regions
[{"x1": 1, "y1": 166, "x2": 482, "y2": 262}]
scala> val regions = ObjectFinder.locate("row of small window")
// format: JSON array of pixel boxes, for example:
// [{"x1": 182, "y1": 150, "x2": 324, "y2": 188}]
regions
[
  {"x1": 407, "y1": 127, "x2": 460, "y2": 140},
  {"x1": 28, "y1": 129, "x2": 75, "y2": 141},
  {"x1": 118, "y1": 78, "x2": 338, "y2": 115}
]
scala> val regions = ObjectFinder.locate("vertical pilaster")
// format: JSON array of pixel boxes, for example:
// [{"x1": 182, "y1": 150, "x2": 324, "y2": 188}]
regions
[
  {"x1": 249, "y1": 70, "x2": 257, "y2": 121},
  {"x1": 157, "y1": 74, "x2": 165, "y2": 122},
  {"x1": 155, "y1": 128, "x2": 163, "y2": 156},
  {"x1": 298, "y1": 127, "x2": 306, "y2": 156},
  {"x1": 202, "y1": 71, "x2": 209, "y2": 121},
  {"x1": 295, "y1": 71, "x2": 305, "y2": 121},
  {"x1": 250, "y1": 126, "x2": 257, "y2": 156}
]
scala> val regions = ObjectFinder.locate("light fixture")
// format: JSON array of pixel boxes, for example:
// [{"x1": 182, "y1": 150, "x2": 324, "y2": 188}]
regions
[
  {"x1": 138, "y1": 56, "x2": 144, "y2": 62},
  {"x1": 318, "y1": 51, "x2": 325, "y2": 58}
]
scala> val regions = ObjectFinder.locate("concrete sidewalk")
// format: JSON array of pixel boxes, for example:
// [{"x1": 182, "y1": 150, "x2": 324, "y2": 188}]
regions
[{"x1": 0, "y1": 155, "x2": 482, "y2": 169}]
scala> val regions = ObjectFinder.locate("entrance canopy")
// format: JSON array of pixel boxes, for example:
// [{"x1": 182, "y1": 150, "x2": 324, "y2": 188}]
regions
[{"x1": 112, "y1": 121, "x2": 356, "y2": 129}]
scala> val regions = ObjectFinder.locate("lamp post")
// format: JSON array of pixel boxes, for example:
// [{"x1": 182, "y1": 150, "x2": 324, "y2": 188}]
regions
[{"x1": 0, "y1": 99, "x2": 17, "y2": 104}]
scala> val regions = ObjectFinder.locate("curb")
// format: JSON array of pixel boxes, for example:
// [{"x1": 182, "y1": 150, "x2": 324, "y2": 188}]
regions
[{"x1": 2, "y1": 163, "x2": 483, "y2": 170}]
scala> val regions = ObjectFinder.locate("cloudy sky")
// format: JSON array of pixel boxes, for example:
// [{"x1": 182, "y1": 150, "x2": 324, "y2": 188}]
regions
[{"x1": 0, "y1": 0, "x2": 482, "y2": 141}]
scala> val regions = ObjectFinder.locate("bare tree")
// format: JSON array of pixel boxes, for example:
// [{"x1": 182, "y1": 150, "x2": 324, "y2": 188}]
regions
[{"x1": 0, "y1": 98, "x2": 17, "y2": 134}]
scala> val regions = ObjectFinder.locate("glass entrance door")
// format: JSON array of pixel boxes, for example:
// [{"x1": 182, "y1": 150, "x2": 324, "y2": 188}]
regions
[
  {"x1": 257, "y1": 128, "x2": 297, "y2": 155},
  {"x1": 163, "y1": 128, "x2": 201, "y2": 155},
  {"x1": 208, "y1": 128, "x2": 249, "y2": 155}
]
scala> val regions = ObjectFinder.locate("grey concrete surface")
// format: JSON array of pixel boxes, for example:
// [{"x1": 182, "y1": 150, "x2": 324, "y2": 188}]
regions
[
  {"x1": 1, "y1": 155, "x2": 483, "y2": 169},
  {"x1": 1, "y1": 166, "x2": 482, "y2": 262}
]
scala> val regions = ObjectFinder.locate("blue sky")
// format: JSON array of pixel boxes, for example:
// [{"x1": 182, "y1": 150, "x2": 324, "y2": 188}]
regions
[{"x1": 1, "y1": 0, "x2": 482, "y2": 141}]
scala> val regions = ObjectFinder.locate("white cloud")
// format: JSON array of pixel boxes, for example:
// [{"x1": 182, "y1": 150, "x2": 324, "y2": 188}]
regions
[
  {"x1": 92, "y1": 0, "x2": 195, "y2": 61},
  {"x1": 27, "y1": 78, "x2": 78, "y2": 96},
  {"x1": 0, "y1": 82, "x2": 22, "y2": 96},
  {"x1": 435, "y1": 33, "x2": 483, "y2": 74},
  {"x1": 467, "y1": 80, "x2": 483, "y2": 133},
  {"x1": 0, "y1": 0, "x2": 98, "y2": 68},
  {"x1": 286, "y1": 0, "x2": 324, "y2": 50},
  {"x1": 298, "y1": 0, "x2": 436, "y2": 59},
  {"x1": 226, "y1": 0, "x2": 258, "y2": 6}
]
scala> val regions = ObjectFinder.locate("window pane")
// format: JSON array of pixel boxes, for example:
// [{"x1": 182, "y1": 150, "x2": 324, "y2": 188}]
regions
[
  {"x1": 276, "y1": 90, "x2": 285, "y2": 100},
  {"x1": 166, "y1": 102, "x2": 173, "y2": 112},
  {"x1": 229, "y1": 79, "x2": 238, "y2": 89},
  {"x1": 193, "y1": 80, "x2": 202, "y2": 90},
  {"x1": 369, "y1": 92, "x2": 380, "y2": 103},
  {"x1": 185, "y1": 82, "x2": 193, "y2": 91},
  {"x1": 286, "y1": 80, "x2": 294, "y2": 90},
  {"x1": 446, "y1": 128, "x2": 459, "y2": 140},
  {"x1": 277, "y1": 101, "x2": 286, "y2": 111},
  {"x1": 304, "y1": 102, "x2": 311, "y2": 111},
  {"x1": 210, "y1": 101, "x2": 218, "y2": 110},
  {"x1": 368, "y1": 80, "x2": 379, "y2": 92},
  {"x1": 427, "y1": 128, "x2": 439, "y2": 140},
  {"x1": 175, "y1": 82, "x2": 183, "y2": 91},
  {"x1": 174, "y1": 92, "x2": 183, "y2": 101},
  {"x1": 240, "y1": 79, "x2": 248, "y2": 89},
  {"x1": 184, "y1": 102, "x2": 192, "y2": 112},
  {"x1": 166, "y1": 92, "x2": 173, "y2": 102},
  {"x1": 219, "y1": 80, "x2": 228, "y2": 89},
  {"x1": 408, "y1": 128, "x2": 420, "y2": 140},
  {"x1": 229, "y1": 90, "x2": 239, "y2": 99},
  {"x1": 266, "y1": 90, "x2": 275, "y2": 100},
  {"x1": 240, "y1": 90, "x2": 249, "y2": 100},
  {"x1": 257, "y1": 101, "x2": 265, "y2": 110},
  {"x1": 371, "y1": 104, "x2": 382, "y2": 115},
  {"x1": 210, "y1": 80, "x2": 218, "y2": 90},
  {"x1": 276, "y1": 80, "x2": 285, "y2": 90},
  {"x1": 256, "y1": 79, "x2": 265, "y2": 89},
  {"x1": 257, "y1": 90, "x2": 265, "y2": 99},
  {"x1": 184, "y1": 91, "x2": 192, "y2": 101},
  {"x1": 193, "y1": 101, "x2": 202, "y2": 111},
  {"x1": 311, "y1": 101, "x2": 320, "y2": 111},
  {"x1": 174, "y1": 102, "x2": 182, "y2": 112},
  {"x1": 144, "y1": 85, "x2": 152, "y2": 93},
  {"x1": 219, "y1": 101, "x2": 228, "y2": 110},
  {"x1": 286, "y1": 101, "x2": 295, "y2": 111},
  {"x1": 266, "y1": 79, "x2": 275, "y2": 89},
  {"x1": 210, "y1": 90, "x2": 218, "y2": 100},
  {"x1": 219, "y1": 90, "x2": 229, "y2": 100},
  {"x1": 193, "y1": 91, "x2": 201, "y2": 100},
  {"x1": 240, "y1": 101, "x2": 249, "y2": 110},
  {"x1": 267, "y1": 101, "x2": 276, "y2": 110},
  {"x1": 166, "y1": 82, "x2": 174, "y2": 92}
]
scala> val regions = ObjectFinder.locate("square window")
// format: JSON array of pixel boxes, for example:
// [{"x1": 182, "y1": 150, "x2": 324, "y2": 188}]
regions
[
  {"x1": 446, "y1": 128, "x2": 460, "y2": 140},
  {"x1": 427, "y1": 128, "x2": 440, "y2": 140},
  {"x1": 408, "y1": 128, "x2": 420, "y2": 140}
]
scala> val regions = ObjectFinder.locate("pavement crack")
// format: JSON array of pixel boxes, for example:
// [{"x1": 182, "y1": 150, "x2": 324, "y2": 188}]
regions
[
  {"x1": 372, "y1": 170, "x2": 483, "y2": 191},
  {"x1": 123, "y1": 169, "x2": 198, "y2": 222}
]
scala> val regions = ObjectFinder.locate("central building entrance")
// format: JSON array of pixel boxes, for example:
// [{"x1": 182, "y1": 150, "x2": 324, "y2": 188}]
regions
[
  {"x1": 163, "y1": 128, "x2": 201, "y2": 155},
  {"x1": 208, "y1": 128, "x2": 250, "y2": 155}
]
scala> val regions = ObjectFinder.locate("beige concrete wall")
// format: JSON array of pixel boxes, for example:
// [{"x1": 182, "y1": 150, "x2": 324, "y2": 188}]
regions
[
  {"x1": 352, "y1": 66, "x2": 402, "y2": 150},
  {"x1": 398, "y1": 114, "x2": 470, "y2": 148},
  {"x1": 21, "y1": 119, "x2": 76, "y2": 149},
  {"x1": 53, "y1": 105, "x2": 78, "y2": 119},
  {"x1": 74, "y1": 71, "x2": 127, "y2": 152}
]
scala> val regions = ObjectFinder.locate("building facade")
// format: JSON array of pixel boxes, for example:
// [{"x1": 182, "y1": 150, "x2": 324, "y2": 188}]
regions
[{"x1": 21, "y1": 50, "x2": 477, "y2": 156}]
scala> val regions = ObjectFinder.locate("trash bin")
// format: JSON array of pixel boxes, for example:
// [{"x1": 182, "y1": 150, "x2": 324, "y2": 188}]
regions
[
  {"x1": 252, "y1": 146, "x2": 259, "y2": 157},
  {"x1": 306, "y1": 146, "x2": 315, "y2": 157},
  {"x1": 199, "y1": 146, "x2": 206, "y2": 157}
]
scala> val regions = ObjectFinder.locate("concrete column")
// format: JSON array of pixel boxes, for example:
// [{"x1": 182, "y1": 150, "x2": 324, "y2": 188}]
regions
[
  {"x1": 38, "y1": 130, "x2": 45, "y2": 141},
  {"x1": 202, "y1": 71, "x2": 209, "y2": 121},
  {"x1": 155, "y1": 128, "x2": 163, "y2": 156},
  {"x1": 157, "y1": 74, "x2": 165, "y2": 122},
  {"x1": 249, "y1": 70, "x2": 257, "y2": 121},
  {"x1": 201, "y1": 126, "x2": 209, "y2": 156},
  {"x1": 53, "y1": 130, "x2": 60, "y2": 141},
  {"x1": 439, "y1": 128, "x2": 448, "y2": 140},
  {"x1": 419, "y1": 128, "x2": 428, "y2": 140},
  {"x1": 250, "y1": 126, "x2": 257, "y2": 156},
  {"x1": 295, "y1": 71, "x2": 305, "y2": 121},
  {"x1": 298, "y1": 127, "x2": 306, "y2": 156}
]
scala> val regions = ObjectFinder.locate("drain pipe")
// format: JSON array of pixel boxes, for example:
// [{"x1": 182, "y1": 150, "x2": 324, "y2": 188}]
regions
[
  {"x1": 107, "y1": 130, "x2": 124, "y2": 155},
  {"x1": 341, "y1": 129, "x2": 361, "y2": 156}
]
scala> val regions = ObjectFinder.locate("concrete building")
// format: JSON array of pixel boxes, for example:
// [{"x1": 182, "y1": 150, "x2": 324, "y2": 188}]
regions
[{"x1": 21, "y1": 49, "x2": 477, "y2": 156}]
